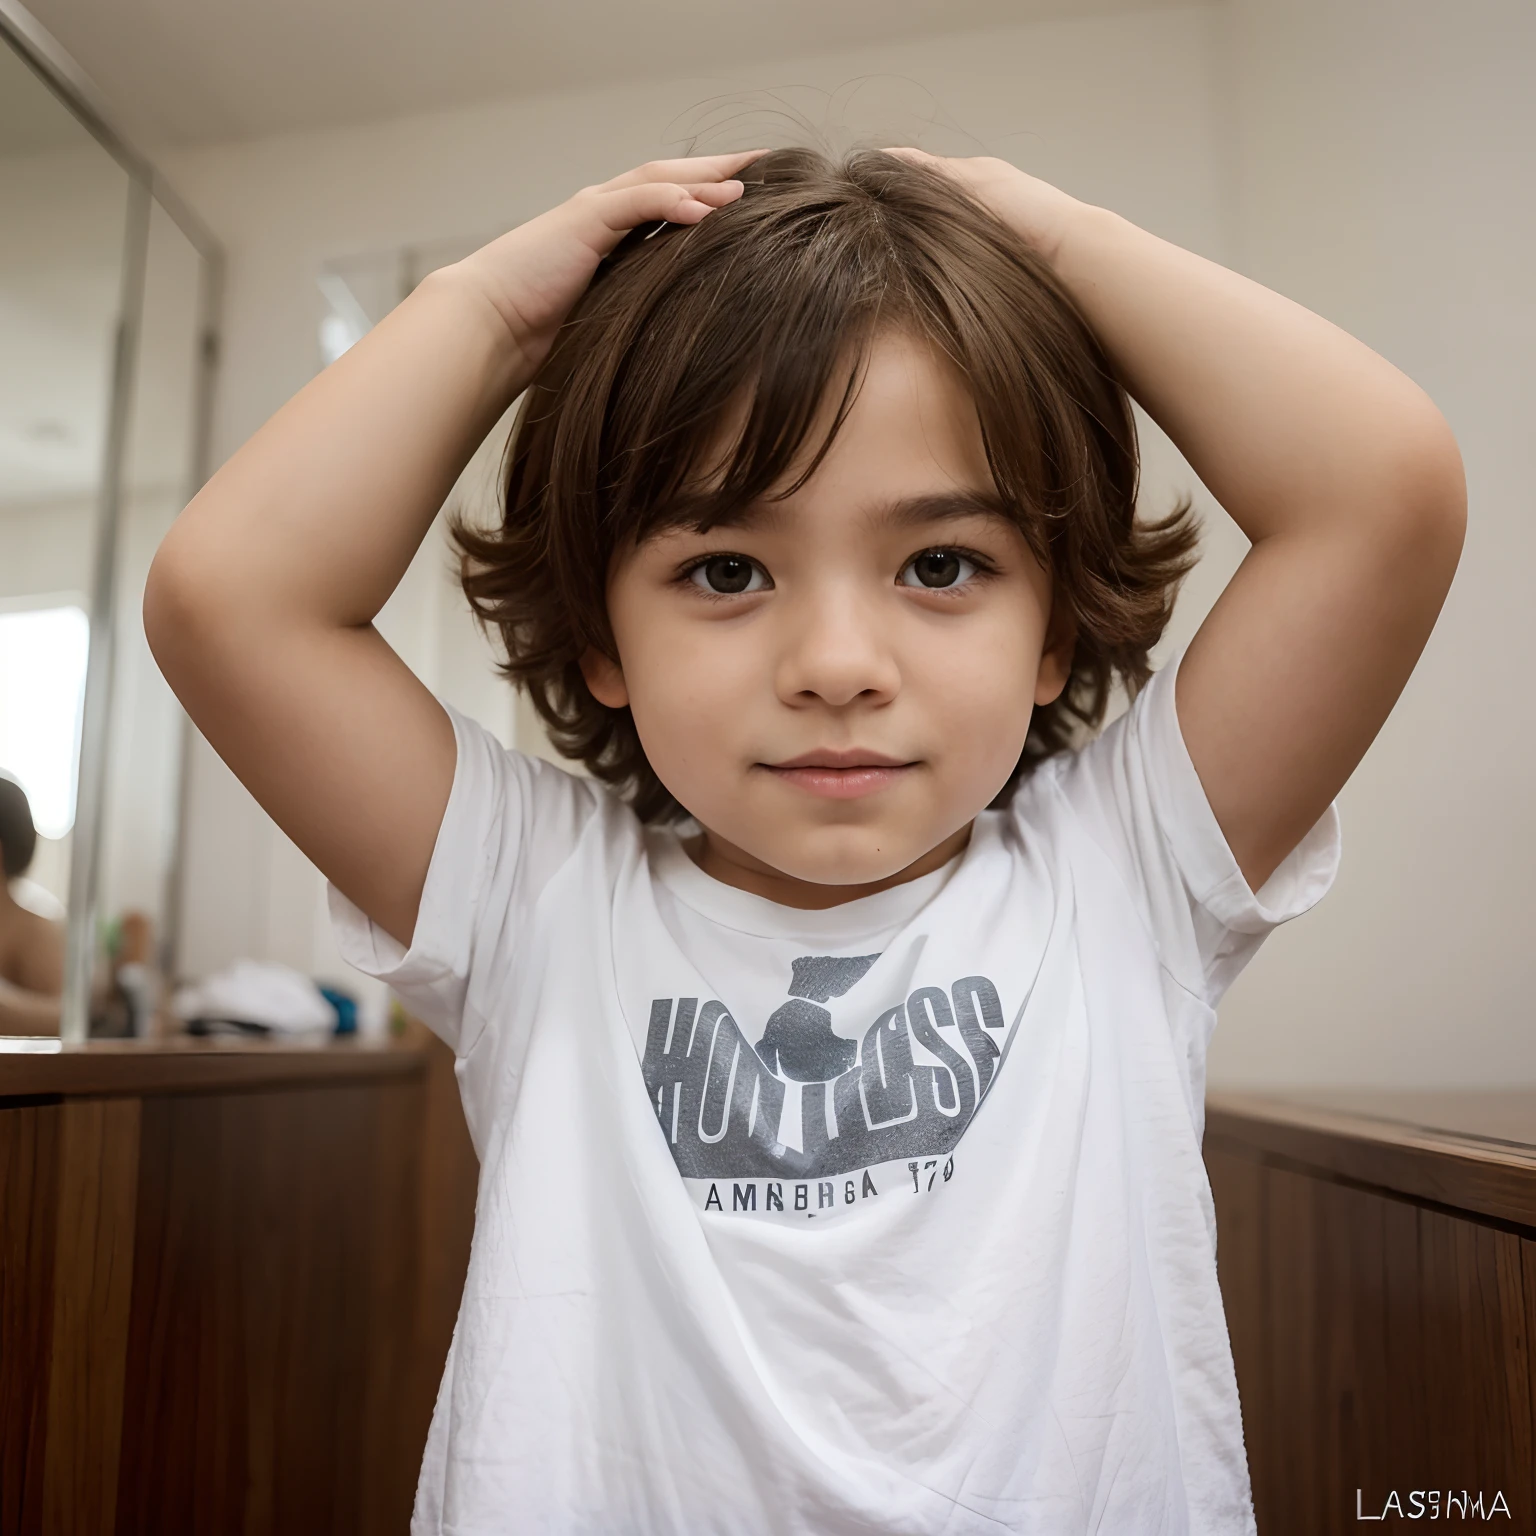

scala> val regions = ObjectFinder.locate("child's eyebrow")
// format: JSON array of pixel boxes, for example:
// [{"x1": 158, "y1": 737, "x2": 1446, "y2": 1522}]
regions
[
  {"x1": 876, "y1": 491, "x2": 1015, "y2": 530},
  {"x1": 700, "y1": 489, "x2": 1013, "y2": 534}
]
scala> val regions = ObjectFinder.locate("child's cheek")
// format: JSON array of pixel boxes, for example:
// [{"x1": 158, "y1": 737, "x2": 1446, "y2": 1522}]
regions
[{"x1": 623, "y1": 631, "x2": 759, "y2": 816}]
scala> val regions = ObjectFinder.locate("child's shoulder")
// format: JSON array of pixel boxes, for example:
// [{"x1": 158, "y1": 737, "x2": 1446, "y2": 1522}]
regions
[
  {"x1": 1009, "y1": 659, "x2": 1173, "y2": 824},
  {"x1": 438, "y1": 700, "x2": 645, "y2": 882},
  {"x1": 446, "y1": 701, "x2": 605, "y2": 808}
]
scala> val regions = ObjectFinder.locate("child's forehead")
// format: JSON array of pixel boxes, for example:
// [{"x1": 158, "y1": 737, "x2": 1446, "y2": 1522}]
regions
[
  {"x1": 692, "y1": 326, "x2": 980, "y2": 456},
  {"x1": 670, "y1": 330, "x2": 995, "y2": 508}
]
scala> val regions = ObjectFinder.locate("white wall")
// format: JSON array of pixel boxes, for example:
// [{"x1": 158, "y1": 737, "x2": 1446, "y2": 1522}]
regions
[
  {"x1": 156, "y1": 1, "x2": 1534, "y2": 1088},
  {"x1": 0, "y1": 495, "x2": 94, "y2": 598},
  {"x1": 1202, "y1": 0, "x2": 1536, "y2": 1087}
]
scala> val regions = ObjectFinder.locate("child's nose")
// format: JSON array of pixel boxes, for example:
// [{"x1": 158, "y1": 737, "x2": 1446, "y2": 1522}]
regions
[{"x1": 772, "y1": 592, "x2": 901, "y2": 708}]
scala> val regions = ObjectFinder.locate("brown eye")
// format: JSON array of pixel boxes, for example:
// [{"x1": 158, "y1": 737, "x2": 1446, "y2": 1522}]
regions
[
  {"x1": 900, "y1": 549, "x2": 975, "y2": 590},
  {"x1": 689, "y1": 555, "x2": 767, "y2": 595}
]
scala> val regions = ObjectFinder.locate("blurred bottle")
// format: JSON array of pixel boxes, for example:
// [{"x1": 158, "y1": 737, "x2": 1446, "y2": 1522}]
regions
[{"x1": 94, "y1": 909, "x2": 159, "y2": 1038}]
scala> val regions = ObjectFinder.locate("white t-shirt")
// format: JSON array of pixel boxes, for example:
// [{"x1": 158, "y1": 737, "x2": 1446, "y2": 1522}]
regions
[{"x1": 329, "y1": 648, "x2": 1340, "y2": 1535}]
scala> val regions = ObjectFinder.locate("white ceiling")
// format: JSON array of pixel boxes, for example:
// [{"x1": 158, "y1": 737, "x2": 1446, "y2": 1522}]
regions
[{"x1": 20, "y1": 0, "x2": 1192, "y2": 150}]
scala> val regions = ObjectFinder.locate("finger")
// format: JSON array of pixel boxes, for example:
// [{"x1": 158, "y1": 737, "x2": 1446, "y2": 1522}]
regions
[
  {"x1": 677, "y1": 179, "x2": 745, "y2": 205},
  {"x1": 576, "y1": 180, "x2": 741, "y2": 256},
  {"x1": 882, "y1": 146, "x2": 936, "y2": 164},
  {"x1": 605, "y1": 150, "x2": 768, "y2": 191}
]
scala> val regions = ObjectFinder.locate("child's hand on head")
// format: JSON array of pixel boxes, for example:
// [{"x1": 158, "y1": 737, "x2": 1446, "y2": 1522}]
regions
[
  {"x1": 444, "y1": 151, "x2": 765, "y2": 381},
  {"x1": 882, "y1": 148, "x2": 1086, "y2": 265}
]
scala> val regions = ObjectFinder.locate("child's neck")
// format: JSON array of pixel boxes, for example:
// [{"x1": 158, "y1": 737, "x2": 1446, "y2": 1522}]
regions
[{"x1": 683, "y1": 824, "x2": 972, "y2": 910}]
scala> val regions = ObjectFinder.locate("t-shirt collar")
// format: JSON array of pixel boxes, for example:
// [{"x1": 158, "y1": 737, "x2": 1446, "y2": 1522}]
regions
[{"x1": 644, "y1": 825, "x2": 968, "y2": 944}]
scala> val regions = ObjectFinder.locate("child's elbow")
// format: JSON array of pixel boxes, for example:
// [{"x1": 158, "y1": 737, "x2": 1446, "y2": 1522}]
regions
[
  {"x1": 1387, "y1": 405, "x2": 1467, "y2": 576},
  {"x1": 143, "y1": 534, "x2": 216, "y2": 680}
]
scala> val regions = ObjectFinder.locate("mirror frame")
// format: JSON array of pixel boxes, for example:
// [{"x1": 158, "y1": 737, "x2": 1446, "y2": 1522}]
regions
[{"x1": 0, "y1": 0, "x2": 224, "y2": 1042}]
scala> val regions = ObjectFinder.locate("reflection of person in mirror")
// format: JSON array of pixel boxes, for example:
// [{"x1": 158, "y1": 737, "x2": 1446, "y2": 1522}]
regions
[{"x1": 0, "y1": 776, "x2": 64, "y2": 1035}]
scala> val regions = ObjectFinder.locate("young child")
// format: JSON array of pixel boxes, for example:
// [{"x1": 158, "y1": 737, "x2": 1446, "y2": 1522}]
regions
[{"x1": 145, "y1": 147, "x2": 1465, "y2": 1533}]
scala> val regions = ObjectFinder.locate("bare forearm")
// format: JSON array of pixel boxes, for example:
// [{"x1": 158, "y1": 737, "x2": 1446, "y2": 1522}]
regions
[
  {"x1": 1048, "y1": 204, "x2": 1463, "y2": 541},
  {"x1": 148, "y1": 269, "x2": 525, "y2": 633}
]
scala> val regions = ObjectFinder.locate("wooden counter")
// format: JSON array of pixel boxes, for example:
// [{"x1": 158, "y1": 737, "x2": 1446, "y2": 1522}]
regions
[
  {"x1": 0, "y1": 1027, "x2": 477, "y2": 1536},
  {"x1": 1205, "y1": 1087, "x2": 1536, "y2": 1533},
  {"x1": 0, "y1": 1035, "x2": 428, "y2": 1098}
]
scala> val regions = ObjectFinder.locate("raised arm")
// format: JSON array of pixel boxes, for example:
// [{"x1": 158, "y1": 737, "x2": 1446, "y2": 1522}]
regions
[
  {"x1": 1046, "y1": 202, "x2": 1465, "y2": 892},
  {"x1": 144, "y1": 156, "x2": 758, "y2": 948},
  {"x1": 902, "y1": 151, "x2": 1467, "y2": 892}
]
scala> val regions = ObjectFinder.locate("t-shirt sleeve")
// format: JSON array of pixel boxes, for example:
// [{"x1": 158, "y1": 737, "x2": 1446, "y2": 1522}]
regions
[
  {"x1": 1049, "y1": 646, "x2": 1342, "y2": 1009},
  {"x1": 325, "y1": 701, "x2": 603, "y2": 1055}
]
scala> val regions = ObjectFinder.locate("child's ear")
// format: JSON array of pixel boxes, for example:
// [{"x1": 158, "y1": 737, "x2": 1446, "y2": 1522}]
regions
[
  {"x1": 1033, "y1": 600, "x2": 1076, "y2": 708},
  {"x1": 579, "y1": 647, "x2": 629, "y2": 709}
]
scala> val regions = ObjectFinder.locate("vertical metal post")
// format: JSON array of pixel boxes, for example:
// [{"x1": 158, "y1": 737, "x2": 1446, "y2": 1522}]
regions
[
  {"x1": 59, "y1": 173, "x2": 150, "y2": 1043},
  {"x1": 157, "y1": 243, "x2": 224, "y2": 987}
]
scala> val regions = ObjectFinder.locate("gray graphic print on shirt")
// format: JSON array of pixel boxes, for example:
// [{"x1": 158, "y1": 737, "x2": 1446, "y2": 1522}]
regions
[{"x1": 642, "y1": 956, "x2": 1009, "y2": 1186}]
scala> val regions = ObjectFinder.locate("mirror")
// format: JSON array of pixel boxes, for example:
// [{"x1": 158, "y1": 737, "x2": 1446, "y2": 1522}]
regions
[
  {"x1": 0, "y1": 28, "x2": 219, "y2": 1040},
  {"x1": 0, "y1": 39, "x2": 130, "y2": 1035},
  {"x1": 94, "y1": 200, "x2": 211, "y2": 1033}
]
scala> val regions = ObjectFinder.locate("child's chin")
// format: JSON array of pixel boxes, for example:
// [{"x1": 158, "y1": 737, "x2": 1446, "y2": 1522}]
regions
[{"x1": 754, "y1": 829, "x2": 937, "y2": 890}]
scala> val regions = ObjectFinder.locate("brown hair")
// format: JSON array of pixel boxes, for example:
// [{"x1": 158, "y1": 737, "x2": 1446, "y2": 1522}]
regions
[
  {"x1": 0, "y1": 776, "x2": 37, "y2": 879},
  {"x1": 454, "y1": 147, "x2": 1198, "y2": 822}
]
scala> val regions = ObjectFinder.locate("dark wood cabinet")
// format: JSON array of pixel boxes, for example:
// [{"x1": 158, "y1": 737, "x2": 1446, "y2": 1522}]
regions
[
  {"x1": 1205, "y1": 1088, "x2": 1536, "y2": 1532},
  {"x1": 0, "y1": 1029, "x2": 476, "y2": 1536}
]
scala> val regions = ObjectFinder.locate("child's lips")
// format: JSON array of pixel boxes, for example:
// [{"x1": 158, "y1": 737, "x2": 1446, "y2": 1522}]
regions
[
  {"x1": 767, "y1": 764, "x2": 913, "y2": 799},
  {"x1": 761, "y1": 751, "x2": 917, "y2": 800}
]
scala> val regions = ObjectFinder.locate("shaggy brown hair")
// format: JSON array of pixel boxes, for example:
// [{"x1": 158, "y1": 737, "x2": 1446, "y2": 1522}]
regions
[{"x1": 454, "y1": 147, "x2": 1198, "y2": 822}]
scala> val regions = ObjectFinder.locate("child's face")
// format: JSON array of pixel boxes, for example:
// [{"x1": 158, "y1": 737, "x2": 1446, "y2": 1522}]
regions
[{"x1": 583, "y1": 329, "x2": 1071, "y2": 902}]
